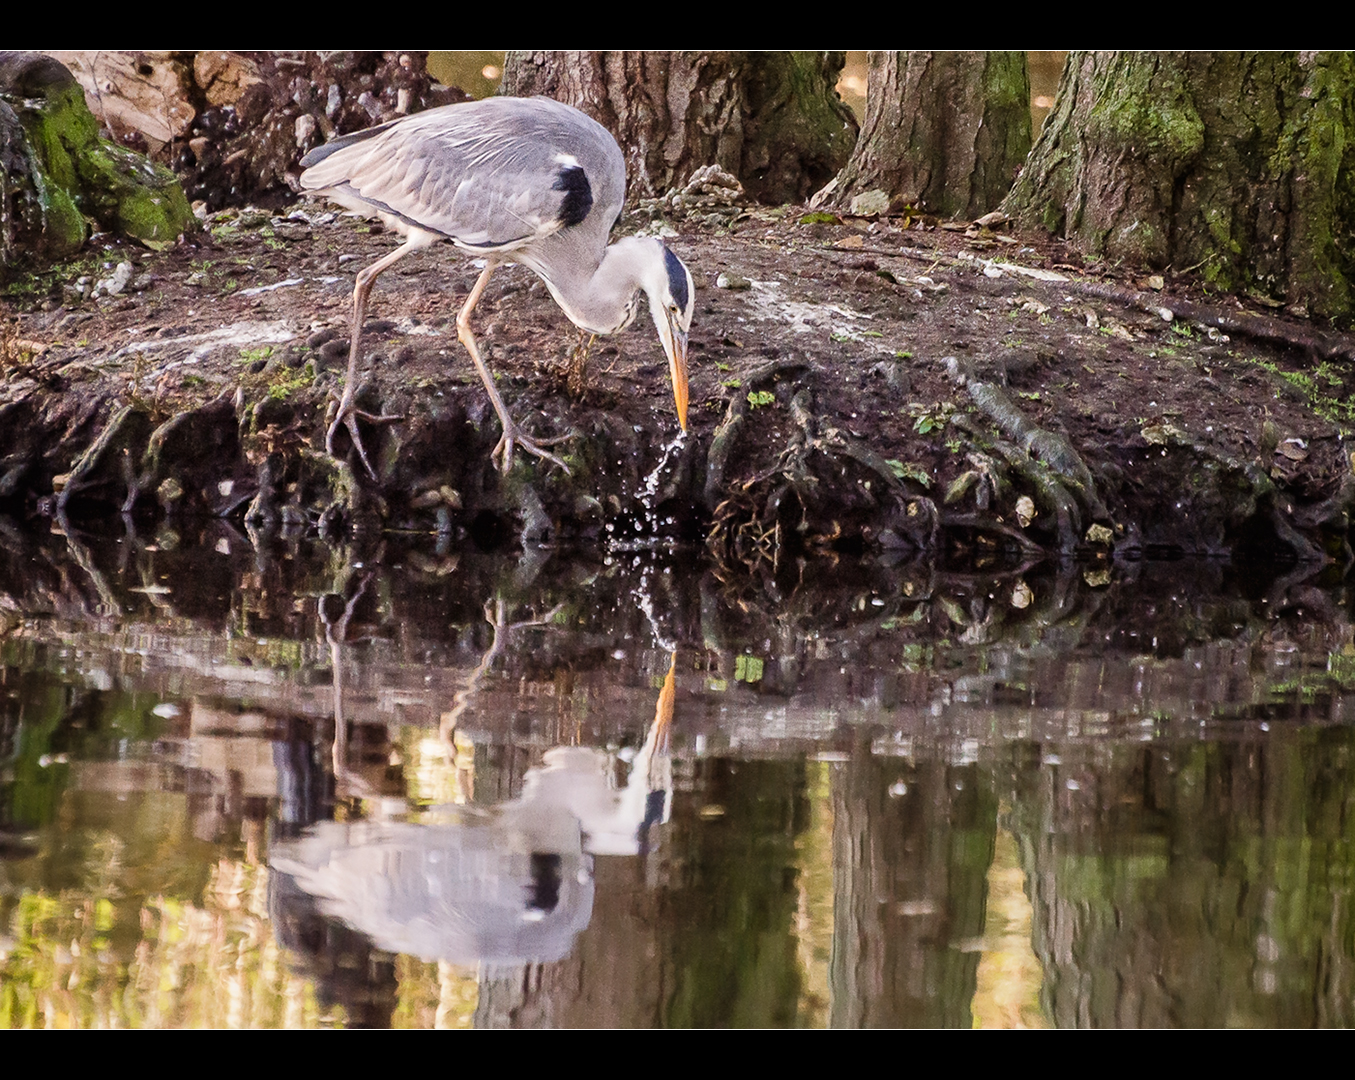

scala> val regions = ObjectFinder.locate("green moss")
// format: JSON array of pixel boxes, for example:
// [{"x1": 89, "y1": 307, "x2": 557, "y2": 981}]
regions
[
  {"x1": 39, "y1": 188, "x2": 86, "y2": 253},
  {"x1": 1240, "y1": 355, "x2": 1355, "y2": 430},
  {"x1": 267, "y1": 361, "x2": 316, "y2": 402},
  {"x1": 1200, "y1": 259, "x2": 1234, "y2": 288},
  {"x1": 74, "y1": 141, "x2": 194, "y2": 244},
  {"x1": 5, "y1": 56, "x2": 195, "y2": 260},
  {"x1": 1085, "y1": 56, "x2": 1204, "y2": 165}
]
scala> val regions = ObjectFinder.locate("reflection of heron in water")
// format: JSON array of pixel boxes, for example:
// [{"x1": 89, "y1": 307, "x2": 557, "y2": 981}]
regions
[
  {"x1": 270, "y1": 653, "x2": 677, "y2": 965},
  {"x1": 320, "y1": 571, "x2": 377, "y2": 802}
]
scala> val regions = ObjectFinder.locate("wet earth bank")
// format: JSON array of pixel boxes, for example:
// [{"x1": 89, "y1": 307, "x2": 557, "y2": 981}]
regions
[{"x1": 4, "y1": 204, "x2": 1355, "y2": 571}]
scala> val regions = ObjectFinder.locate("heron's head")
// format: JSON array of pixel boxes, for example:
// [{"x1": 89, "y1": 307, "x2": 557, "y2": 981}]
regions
[{"x1": 639, "y1": 240, "x2": 694, "y2": 431}]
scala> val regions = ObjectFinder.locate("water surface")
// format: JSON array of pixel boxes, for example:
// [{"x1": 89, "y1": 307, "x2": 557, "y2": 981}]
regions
[{"x1": 2, "y1": 519, "x2": 1353, "y2": 1027}]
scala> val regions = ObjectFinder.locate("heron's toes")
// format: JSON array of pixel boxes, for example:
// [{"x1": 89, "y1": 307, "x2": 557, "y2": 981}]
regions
[
  {"x1": 324, "y1": 382, "x2": 401, "y2": 480},
  {"x1": 324, "y1": 385, "x2": 352, "y2": 458},
  {"x1": 516, "y1": 435, "x2": 572, "y2": 476},
  {"x1": 493, "y1": 424, "x2": 571, "y2": 476},
  {"x1": 491, "y1": 430, "x2": 516, "y2": 474},
  {"x1": 352, "y1": 406, "x2": 404, "y2": 425},
  {"x1": 327, "y1": 412, "x2": 377, "y2": 480}
]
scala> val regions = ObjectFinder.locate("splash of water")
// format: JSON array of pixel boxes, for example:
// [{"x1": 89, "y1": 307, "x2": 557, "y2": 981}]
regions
[
  {"x1": 639, "y1": 431, "x2": 687, "y2": 518},
  {"x1": 629, "y1": 432, "x2": 687, "y2": 652},
  {"x1": 607, "y1": 431, "x2": 686, "y2": 551},
  {"x1": 635, "y1": 560, "x2": 677, "y2": 652}
]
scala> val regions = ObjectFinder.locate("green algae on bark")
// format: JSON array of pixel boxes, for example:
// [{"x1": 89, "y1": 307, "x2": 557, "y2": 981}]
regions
[
  {"x1": 0, "y1": 52, "x2": 195, "y2": 267},
  {"x1": 1004, "y1": 52, "x2": 1355, "y2": 322}
]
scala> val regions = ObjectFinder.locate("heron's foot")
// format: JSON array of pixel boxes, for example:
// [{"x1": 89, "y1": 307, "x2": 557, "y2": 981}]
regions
[
  {"x1": 491, "y1": 422, "x2": 572, "y2": 476},
  {"x1": 325, "y1": 384, "x2": 403, "y2": 480}
]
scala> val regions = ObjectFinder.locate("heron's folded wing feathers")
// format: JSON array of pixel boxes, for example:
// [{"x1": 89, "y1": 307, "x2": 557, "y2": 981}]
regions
[{"x1": 300, "y1": 102, "x2": 616, "y2": 251}]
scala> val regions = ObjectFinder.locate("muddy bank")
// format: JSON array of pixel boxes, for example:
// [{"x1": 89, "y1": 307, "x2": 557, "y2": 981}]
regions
[{"x1": 4, "y1": 204, "x2": 1355, "y2": 571}]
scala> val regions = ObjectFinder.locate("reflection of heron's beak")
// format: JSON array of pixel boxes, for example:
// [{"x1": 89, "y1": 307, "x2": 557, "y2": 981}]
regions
[
  {"x1": 653, "y1": 651, "x2": 676, "y2": 754},
  {"x1": 663, "y1": 314, "x2": 690, "y2": 431}
]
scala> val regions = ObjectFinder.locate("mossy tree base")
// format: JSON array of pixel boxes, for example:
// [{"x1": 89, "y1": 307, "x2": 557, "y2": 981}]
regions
[
  {"x1": 0, "y1": 52, "x2": 195, "y2": 269},
  {"x1": 1003, "y1": 52, "x2": 1355, "y2": 322}
]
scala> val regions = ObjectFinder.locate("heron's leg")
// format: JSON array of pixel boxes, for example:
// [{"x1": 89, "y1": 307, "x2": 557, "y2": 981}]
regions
[
  {"x1": 327, "y1": 242, "x2": 413, "y2": 477},
  {"x1": 456, "y1": 265, "x2": 571, "y2": 476}
]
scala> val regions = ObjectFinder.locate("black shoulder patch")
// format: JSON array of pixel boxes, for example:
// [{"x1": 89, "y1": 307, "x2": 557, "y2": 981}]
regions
[
  {"x1": 663, "y1": 246, "x2": 689, "y2": 313},
  {"x1": 553, "y1": 165, "x2": 593, "y2": 228}
]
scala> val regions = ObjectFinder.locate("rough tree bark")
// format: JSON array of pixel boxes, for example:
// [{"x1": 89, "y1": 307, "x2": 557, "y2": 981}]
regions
[
  {"x1": 824, "y1": 52, "x2": 1031, "y2": 219},
  {"x1": 501, "y1": 51, "x2": 858, "y2": 204},
  {"x1": 1003, "y1": 52, "x2": 1355, "y2": 321}
]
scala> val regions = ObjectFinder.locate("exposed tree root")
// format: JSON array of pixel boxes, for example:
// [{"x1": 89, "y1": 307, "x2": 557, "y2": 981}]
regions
[
  {"x1": 704, "y1": 361, "x2": 938, "y2": 572},
  {"x1": 1071, "y1": 280, "x2": 1355, "y2": 362},
  {"x1": 941, "y1": 357, "x2": 1111, "y2": 554}
]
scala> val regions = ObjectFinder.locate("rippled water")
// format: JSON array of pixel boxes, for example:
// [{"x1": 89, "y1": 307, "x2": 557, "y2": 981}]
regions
[{"x1": 2, "y1": 517, "x2": 1354, "y2": 1027}]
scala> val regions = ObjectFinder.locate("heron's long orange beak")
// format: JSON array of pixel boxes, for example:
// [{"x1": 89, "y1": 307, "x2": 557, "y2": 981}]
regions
[{"x1": 667, "y1": 318, "x2": 690, "y2": 431}]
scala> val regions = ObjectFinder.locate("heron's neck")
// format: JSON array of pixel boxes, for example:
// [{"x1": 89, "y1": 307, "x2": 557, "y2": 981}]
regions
[{"x1": 527, "y1": 236, "x2": 654, "y2": 335}]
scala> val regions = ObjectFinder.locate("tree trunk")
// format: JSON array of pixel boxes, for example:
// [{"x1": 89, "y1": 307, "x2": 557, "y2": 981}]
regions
[
  {"x1": 826, "y1": 52, "x2": 1031, "y2": 219},
  {"x1": 0, "y1": 52, "x2": 195, "y2": 266},
  {"x1": 828, "y1": 748, "x2": 995, "y2": 1027},
  {"x1": 501, "y1": 51, "x2": 858, "y2": 204},
  {"x1": 1003, "y1": 52, "x2": 1355, "y2": 321}
]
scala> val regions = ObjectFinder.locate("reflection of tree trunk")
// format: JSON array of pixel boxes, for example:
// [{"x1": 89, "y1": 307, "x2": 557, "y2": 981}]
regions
[
  {"x1": 474, "y1": 759, "x2": 803, "y2": 1030},
  {"x1": 502, "y1": 51, "x2": 858, "y2": 204},
  {"x1": 473, "y1": 856, "x2": 666, "y2": 1028},
  {"x1": 829, "y1": 747, "x2": 997, "y2": 1027},
  {"x1": 1007, "y1": 732, "x2": 1355, "y2": 1028},
  {"x1": 1003, "y1": 51, "x2": 1355, "y2": 319},
  {"x1": 827, "y1": 52, "x2": 1031, "y2": 218},
  {"x1": 658, "y1": 757, "x2": 808, "y2": 1026}
]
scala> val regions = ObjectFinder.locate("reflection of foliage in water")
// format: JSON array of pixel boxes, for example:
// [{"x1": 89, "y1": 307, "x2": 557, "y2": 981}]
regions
[
  {"x1": 0, "y1": 674, "x2": 168, "y2": 831},
  {"x1": 0, "y1": 861, "x2": 329, "y2": 1028},
  {"x1": 390, "y1": 954, "x2": 478, "y2": 1029},
  {"x1": 0, "y1": 672, "x2": 69, "y2": 829}
]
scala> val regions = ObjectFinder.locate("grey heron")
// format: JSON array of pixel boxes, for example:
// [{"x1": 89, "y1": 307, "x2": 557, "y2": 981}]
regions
[{"x1": 298, "y1": 96, "x2": 696, "y2": 478}]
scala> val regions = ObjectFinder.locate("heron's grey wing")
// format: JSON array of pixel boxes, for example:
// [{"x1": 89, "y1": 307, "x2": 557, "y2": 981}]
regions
[{"x1": 300, "y1": 102, "x2": 621, "y2": 251}]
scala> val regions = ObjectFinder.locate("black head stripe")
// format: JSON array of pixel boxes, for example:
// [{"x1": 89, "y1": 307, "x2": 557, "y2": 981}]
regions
[
  {"x1": 663, "y1": 245, "x2": 689, "y2": 313},
  {"x1": 553, "y1": 165, "x2": 593, "y2": 228}
]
